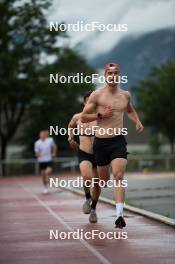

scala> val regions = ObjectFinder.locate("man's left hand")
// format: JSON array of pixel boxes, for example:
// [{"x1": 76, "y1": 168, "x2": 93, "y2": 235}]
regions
[{"x1": 136, "y1": 122, "x2": 144, "y2": 133}]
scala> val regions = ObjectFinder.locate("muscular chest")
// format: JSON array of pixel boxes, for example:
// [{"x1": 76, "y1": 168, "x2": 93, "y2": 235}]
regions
[{"x1": 98, "y1": 93, "x2": 128, "y2": 112}]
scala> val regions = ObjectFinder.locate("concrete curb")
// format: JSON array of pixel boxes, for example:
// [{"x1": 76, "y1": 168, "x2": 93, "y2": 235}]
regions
[{"x1": 63, "y1": 186, "x2": 175, "y2": 227}]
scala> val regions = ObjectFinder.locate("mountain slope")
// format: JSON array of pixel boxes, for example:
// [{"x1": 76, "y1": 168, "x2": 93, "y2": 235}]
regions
[{"x1": 90, "y1": 28, "x2": 175, "y2": 88}]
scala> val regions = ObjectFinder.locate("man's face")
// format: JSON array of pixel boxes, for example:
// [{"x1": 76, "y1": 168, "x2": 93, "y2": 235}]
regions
[
  {"x1": 40, "y1": 130, "x2": 48, "y2": 140},
  {"x1": 105, "y1": 67, "x2": 120, "y2": 86},
  {"x1": 44, "y1": 130, "x2": 49, "y2": 137}
]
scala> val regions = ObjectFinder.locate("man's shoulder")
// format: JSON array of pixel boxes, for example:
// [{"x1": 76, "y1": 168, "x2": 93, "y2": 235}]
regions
[
  {"x1": 47, "y1": 137, "x2": 54, "y2": 143},
  {"x1": 89, "y1": 87, "x2": 105, "y2": 100},
  {"x1": 120, "y1": 88, "x2": 131, "y2": 98},
  {"x1": 94, "y1": 87, "x2": 105, "y2": 94},
  {"x1": 35, "y1": 139, "x2": 41, "y2": 145}
]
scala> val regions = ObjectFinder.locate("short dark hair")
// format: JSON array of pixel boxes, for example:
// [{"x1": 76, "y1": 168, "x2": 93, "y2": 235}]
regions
[
  {"x1": 40, "y1": 129, "x2": 48, "y2": 132},
  {"x1": 83, "y1": 90, "x2": 93, "y2": 102},
  {"x1": 104, "y1": 63, "x2": 120, "y2": 74}
]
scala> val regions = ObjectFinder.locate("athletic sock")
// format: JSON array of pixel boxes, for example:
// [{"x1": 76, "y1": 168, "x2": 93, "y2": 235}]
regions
[
  {"x1": 91, "y1": 199, "x2": 97, "y2": 210},
  {"x1": 116, "y1": 203, "x2": 124, "y2": 218},
  {"x1": 85, "y1": 191, "x2": 91, "y2": 200}
]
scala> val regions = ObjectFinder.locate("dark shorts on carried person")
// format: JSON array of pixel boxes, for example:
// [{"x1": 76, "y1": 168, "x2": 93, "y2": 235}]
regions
[
  {"x1": 78, "y1": 149, "x2": 97, "y2": 168},
  {"x1": 93, "y1": 135, "x2": 129, "y2": 166}
]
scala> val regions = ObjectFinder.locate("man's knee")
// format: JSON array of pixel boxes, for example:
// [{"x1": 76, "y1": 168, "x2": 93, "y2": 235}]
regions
[
  {"x1": 114, "y1": 171, "x2": 124, "y2": 181},
  {"x1": 99, "y1": 172, "x2": 109, "y2": 182},
  {"x1": 83, "y1": 173, "x2": 92, "y2": 181},
  {"x1": 46, "y1": 167, "x2": 52, "y2": 174}
]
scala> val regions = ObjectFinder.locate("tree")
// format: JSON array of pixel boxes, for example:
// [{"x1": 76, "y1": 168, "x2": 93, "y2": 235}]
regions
[
  {"x1": 0, "y1": 0, "x2": 95, "y2": 164},
  {"x1": 21, "y1": 49, "x2": 95, "y2": 157},
  {"x1": 0, "y1": 0, "x2": 62, "y2": 160},
  {"x1": 133, "y1": 61, "x2": 175, "y2": 154}
]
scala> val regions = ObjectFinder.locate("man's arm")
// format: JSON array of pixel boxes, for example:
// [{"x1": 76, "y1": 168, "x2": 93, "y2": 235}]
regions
[
  {"x1": 51, "y1": 143, "x2": 57, "y2": 158},
  {"x1": 35, "y1": 151, "x2": 40, "y2": 158},
  {"x1": 67, "y1": 114, "x2": 79, "y2": 150},
  {"x1": 34, "y1": 143, "x2": 41, "y2": 158},
  {"x1": 81, "y1": 92, "x2": 98, "y2": 123},
  {"x1": 126, "y1": 92, "x2": 144, "y2": 133},
  {"x1": 81, "y1": 91, "x2": 113, "y2": 123},
  {"x1": 68, "y1": 114, "x2": 78, "y2": 140}
]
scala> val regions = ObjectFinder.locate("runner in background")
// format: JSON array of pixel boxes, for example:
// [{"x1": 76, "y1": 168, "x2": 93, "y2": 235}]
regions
[{"x1": 34, "y1": 130, "x2": 57, "y2": 194}]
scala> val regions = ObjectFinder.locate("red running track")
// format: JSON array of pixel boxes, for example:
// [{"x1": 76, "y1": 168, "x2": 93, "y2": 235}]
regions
[{"x1": 0, "y1": 175, "x2": 175, "y2": 264}]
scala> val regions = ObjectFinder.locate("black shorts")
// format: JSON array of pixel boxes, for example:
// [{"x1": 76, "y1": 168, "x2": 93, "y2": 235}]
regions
[
  {"x1": 39, "y1": 161, "x2": 53, "y2": 171},
  {"x1": 78, "y1": 149, "x2": 97, "y2": 168},
  {"x1": 93, "y1": 135, "x2": 129, "y2": 166}
]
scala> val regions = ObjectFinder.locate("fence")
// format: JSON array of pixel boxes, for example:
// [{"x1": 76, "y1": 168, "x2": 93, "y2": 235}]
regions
[{"x1": 0, "y1": 154, "x2": 175, "y2": 176}]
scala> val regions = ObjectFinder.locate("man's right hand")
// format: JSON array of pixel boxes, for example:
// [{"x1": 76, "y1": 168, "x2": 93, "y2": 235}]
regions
[
  {"x1": 102, "y1": 106, "x2": 113, "y2": 119},
  {"x1": 36, "y1": 152, "x2": 44, "y2": 158},
  {"x1": 68, "y1": 140, "x2": 79, "y2": 150}
]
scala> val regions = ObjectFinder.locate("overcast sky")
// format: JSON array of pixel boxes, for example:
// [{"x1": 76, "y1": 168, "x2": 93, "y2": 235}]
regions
[{"x1": 48, "y1": 0, "x2": 175, "y2": 58}]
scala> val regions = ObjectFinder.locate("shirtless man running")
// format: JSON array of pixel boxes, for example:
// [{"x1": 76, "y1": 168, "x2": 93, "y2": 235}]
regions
[
  {"x1": 68, "y1": 91, "x2": 101, "y2": 223},
  {"x1": 81, "y1": 63, "x2": 144, "y2": 228}
]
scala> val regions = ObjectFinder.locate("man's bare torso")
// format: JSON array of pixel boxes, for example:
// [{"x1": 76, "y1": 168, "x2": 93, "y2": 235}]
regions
[{"x1": 94, "y1": 86, "x2": 129, "y2": 138}]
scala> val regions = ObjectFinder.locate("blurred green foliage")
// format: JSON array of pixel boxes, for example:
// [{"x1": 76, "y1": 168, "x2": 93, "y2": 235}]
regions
[
  {"x1": 133, "y1": 61, "x2": 175, "y2": 154},
  {"x1": 0, "y1": 0, "x2": 95, "y2": 160}
]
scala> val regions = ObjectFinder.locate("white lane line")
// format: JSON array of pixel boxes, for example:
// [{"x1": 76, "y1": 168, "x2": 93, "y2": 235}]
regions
[{"x1": 19, "y1": 183, "x2": 112, "y2": 264}]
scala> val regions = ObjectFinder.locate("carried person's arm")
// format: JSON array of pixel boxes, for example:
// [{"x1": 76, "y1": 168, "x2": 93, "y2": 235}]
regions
[{"x1": 126, "y1": 92, "x2": 144, "y2": 133}]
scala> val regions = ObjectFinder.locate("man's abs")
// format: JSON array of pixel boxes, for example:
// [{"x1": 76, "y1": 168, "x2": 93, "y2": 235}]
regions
[{"x1": 95, "y1": 111, "x2": 124, "y2": 138}]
